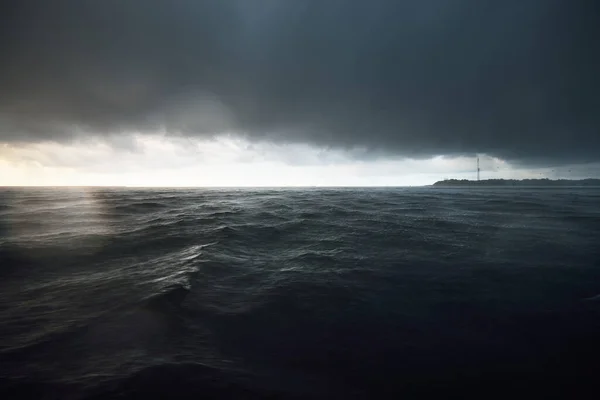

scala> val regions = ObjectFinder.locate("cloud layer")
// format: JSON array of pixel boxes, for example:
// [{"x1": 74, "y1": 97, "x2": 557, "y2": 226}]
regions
[{"x1": 1, "y1": 0, "x2": 598, "y2": 166}]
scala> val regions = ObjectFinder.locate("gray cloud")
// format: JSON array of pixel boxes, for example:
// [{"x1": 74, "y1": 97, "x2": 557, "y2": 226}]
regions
[{"x1": 1, "y1": 0, "x2": 598, "y2": 166}]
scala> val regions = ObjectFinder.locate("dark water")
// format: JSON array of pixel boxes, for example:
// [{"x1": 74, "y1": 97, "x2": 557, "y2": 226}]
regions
[{"x1": 1, "y1": 187, "x2": 600, "y2": 399}]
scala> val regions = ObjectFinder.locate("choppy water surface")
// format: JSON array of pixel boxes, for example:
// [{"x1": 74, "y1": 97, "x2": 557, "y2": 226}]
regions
[{"x1": 1, "y1": 187, "x2": 599, "y2": 399}]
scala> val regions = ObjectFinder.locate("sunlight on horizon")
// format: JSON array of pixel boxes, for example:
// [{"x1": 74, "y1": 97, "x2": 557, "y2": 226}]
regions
[{"x1": 0, "y1": 135, "x2": 588, "y2": 187}]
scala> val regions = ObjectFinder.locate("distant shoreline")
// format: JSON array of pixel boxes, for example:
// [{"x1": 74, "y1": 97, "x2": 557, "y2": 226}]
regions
[{"x1": 432, "y1": 178, "x2": 600, "y2": 187}]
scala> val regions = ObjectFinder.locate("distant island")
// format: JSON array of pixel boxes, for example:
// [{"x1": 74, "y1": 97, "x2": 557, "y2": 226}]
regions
[{"x1": 432, "y1": 178, "x2": 600, "y2": 187}]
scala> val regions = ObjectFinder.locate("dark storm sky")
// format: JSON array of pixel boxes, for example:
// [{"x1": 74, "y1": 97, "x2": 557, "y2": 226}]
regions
[{"x1": 1, "y1": 0, "x2": 598, "y2": 166}]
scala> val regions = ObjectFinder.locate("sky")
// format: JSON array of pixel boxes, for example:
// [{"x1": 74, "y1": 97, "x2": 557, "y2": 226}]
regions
[{"x1": 1, "y1": 0, "x2": 598, "y2": 186}]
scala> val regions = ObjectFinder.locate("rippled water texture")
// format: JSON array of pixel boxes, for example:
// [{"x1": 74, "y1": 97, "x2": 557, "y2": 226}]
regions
[{"x1": 1, "y1": 187, "x2": 600, "y2": 399}]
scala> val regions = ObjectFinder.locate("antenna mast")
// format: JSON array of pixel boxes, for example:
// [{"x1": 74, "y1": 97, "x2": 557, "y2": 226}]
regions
[{"x1": 477, "y1": 157, "x2": 480, "y2": 181}]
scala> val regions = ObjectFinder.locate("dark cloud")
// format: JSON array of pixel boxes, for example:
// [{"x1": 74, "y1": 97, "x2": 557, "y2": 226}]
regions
[{"x1": 1, "y1": 0, "x2": 598, "y2": 165}]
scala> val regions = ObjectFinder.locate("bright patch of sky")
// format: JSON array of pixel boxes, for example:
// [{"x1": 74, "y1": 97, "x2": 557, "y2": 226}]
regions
[{"x1": 0, "y1": 134, "x2": 596, "y2": 187}]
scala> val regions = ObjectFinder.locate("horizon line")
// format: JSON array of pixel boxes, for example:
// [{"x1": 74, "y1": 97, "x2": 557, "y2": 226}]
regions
[{"x1": 0, "y1": 185, "x2": 425, "y2": 189}]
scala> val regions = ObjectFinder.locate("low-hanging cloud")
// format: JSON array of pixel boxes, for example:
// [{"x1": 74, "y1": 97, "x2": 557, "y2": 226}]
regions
[{"x1": 1, "y1": 0, "x2": 598, "y2": 166}]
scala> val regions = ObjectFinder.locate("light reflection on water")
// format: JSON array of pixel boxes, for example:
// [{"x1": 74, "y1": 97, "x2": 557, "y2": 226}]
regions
[{"x1": 2, "y1": 187, "x2": 112, "y2": 255}]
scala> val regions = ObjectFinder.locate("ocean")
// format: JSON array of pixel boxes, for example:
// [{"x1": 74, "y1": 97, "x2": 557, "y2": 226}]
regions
[{"x1": 1, "y1": 187, "x2": 599, "y2": 399}]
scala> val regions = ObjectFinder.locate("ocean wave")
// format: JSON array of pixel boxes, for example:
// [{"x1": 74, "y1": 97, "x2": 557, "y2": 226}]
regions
[
  {"x1": 113, "y1": 201, "x2": 169, "y2": 212},
  {"x1": 142, "y1": 284, "x2": 191, "y2": 310}
]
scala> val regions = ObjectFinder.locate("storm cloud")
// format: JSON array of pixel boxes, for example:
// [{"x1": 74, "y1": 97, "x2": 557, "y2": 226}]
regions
[{"x1": 1, "y1": 0, "x2": 598, "y2": 165}]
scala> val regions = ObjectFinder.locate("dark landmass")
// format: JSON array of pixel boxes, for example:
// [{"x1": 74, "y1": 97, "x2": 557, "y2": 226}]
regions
[{"x1": 432, "y1": 178, "x2": 600, "y2": 187}]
